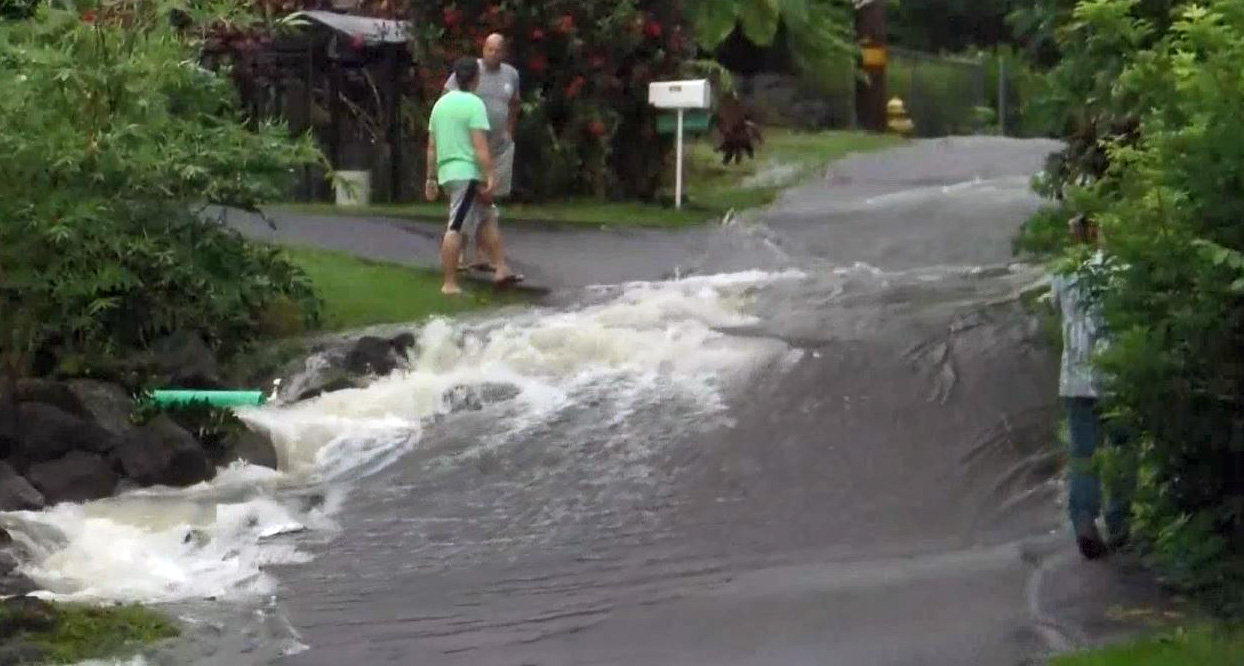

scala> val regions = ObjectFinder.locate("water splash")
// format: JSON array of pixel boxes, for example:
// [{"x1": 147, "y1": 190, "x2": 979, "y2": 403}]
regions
[{"x1": 2, "y1": 270, "x2": 803, "y2": 606}]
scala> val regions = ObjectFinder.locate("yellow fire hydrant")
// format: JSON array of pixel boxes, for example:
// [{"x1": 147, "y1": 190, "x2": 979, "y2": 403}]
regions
[{"x1": 887, "y1": 97, "x2": 915, "y2": 137}]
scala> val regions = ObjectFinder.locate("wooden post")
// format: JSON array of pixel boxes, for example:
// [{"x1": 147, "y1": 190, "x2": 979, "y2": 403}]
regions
[
  {"x1": 328, "y1": 38, "x2": 343, "y2": 173},
  {"x1": 674, "y1": 108, "x2": 684, "y2": 210},
  {"x1": 304, "y1": 41, "x2": 315, "y2": 200},
  {"x1": 385, "y1": 44, "x2": 402, "y2": 203},
  {"x1": 854, "y1": 0, "x2": 887, "y2": 133},
  {"x1": 997, "y1": 57, "x2": 1008, "y2": 136}
]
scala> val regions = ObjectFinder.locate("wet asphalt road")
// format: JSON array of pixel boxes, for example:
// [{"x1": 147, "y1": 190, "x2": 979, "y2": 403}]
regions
[{"x1": 225, "y1": 137, "x2": 1175, "y2": 666}]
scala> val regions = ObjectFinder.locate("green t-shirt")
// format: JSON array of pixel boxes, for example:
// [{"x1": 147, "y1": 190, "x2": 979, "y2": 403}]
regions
[{"x1": 428, "y1": 90, "x2": 490, "y2": 185}]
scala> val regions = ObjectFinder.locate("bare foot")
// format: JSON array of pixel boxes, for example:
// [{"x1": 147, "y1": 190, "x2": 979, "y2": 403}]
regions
[{"x1": 441, "y1": 283, "x2": 463, "y2": 296}]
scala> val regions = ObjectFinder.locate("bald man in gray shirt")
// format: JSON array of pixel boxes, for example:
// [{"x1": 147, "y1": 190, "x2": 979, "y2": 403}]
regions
[{"x1": 445, "y1": 33, "x2": 520, "y2": 271}]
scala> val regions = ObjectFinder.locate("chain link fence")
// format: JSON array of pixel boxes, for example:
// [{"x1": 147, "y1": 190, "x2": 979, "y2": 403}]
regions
[
  {"x1": 885, "y1": 47, "x2": 989, "y2": 138},
  {"x1": 735, "y1": 48, "x2": 996, "y2": 138}
]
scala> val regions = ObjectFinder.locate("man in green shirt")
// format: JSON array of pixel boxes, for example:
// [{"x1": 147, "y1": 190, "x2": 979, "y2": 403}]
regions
[{"x1": 424, "y1": 58, "x2": 515, "y2": 295}]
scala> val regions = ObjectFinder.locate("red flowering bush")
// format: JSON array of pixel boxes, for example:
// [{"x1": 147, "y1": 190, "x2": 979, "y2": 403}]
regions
[
  {"x1": 406, "y1": 1, "x2": 692, "y2": 200},
  {"x1": 185, "y1": 0, "x2": 690, "y2": 201}
]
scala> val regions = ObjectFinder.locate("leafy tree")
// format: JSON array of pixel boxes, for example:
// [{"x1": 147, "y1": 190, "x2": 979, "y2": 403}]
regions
[
  {"x1": 888, "y1": 0, "x2": 1022, "y2": 52},
  {"x1": 1030, "y1": 0, "x2": 1244, "y2": 611},
  {"x1": 0, "y1": 0, "x2": 39, "y2": 19},
  {"x1": 0, "y1": 1, "x2": 323, "y2": 381},
  {"x1": 683, "y1": 0, "x2": 855, "y2": 73}
]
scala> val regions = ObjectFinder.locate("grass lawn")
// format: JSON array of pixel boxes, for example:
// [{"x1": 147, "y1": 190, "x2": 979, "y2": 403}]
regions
[
  {"x1": 283, "y1": 245, "x2": 523, "y2": 331},
  {"x1": 273, "y1": 129, "x2": 904, "y2": 229},
  {"x1": 680, "y1": 128, "x2": 901, "y2": 213},
  {"x1": 0, "y1": 600, "x2": 178, "y2": 664},
  {"x1": 1051, "y1": 624, "x2": 1244, "y2": 665}
]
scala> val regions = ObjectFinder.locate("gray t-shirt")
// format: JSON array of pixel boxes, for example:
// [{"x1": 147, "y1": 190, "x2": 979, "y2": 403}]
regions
[{"x1": 445, "y1": 60, "x2": 520, "y2": 153}]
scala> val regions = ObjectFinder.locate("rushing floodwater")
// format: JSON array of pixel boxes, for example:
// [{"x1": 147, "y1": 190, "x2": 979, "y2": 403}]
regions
[
  {"x1": 2, "y1": 269, "x2": 828, "y2": 662},
  {"x1": 2, "y1": 138, "x2": 1084, "y2": 665}
]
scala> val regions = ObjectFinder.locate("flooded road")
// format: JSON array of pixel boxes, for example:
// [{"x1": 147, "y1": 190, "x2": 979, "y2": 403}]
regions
[
  {"x1": 264, "y1": 137, "x2": 1068, "y2": 665},
  {"x1": 7, "y1": 137, "x2": 1113, "y2": 665}
]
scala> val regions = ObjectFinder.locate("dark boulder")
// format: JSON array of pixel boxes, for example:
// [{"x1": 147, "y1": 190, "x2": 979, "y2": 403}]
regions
[
  {"x1": 344, "y1": 333, "x2": 417, "y2": 377},
  {"x1": 391, "y1": 332, "x2": 417, "y2": 357},
  {"x1": 115, "y1": 415, "x2": 214, "y2": 488},
  {"x1": 0, "y1": 549, "x2": 19, "y2": 577},
  {"x1": 0, "y1": 549, "x2": 33, "y2": 598},
  {"x1": 0, "y1": 596, "x2": 56, "y2": 639},
  {"x1": 344, "y1": 336, "x2": 402, "y2": 376},
  {"x1": 0, "y1": 530, "x2": 35, "y2": 596},
  {"x1": 151, "y1": 330, "x2": 222, "y2": 389},
  {"x1": 66, "y1": 380, "x2": 135, "y2": 437},
  {"x1": 14, "y1": 379, "x2": 88, "y2": 418},
  {"x1": 293, "y1": 367, "x2": 363, "y2": 402},
  {"x1": 0, "y1": 574, "x2": 36, "y2": 599},
  {"x1": 277, "y1": 332, "x2": 417, "y2": 404},
  {"x1": 24, "y1": 451, "x2": 118, "y2": 504},
  {"x1": 0, "y1": 641, "x2": 46, "y2": 666},
  {"x1": 14, "y1": 403, "x2": 118, "y2": 465},
  {"x1": 443, "y1": 383, "x2": 521, "y2": 414},
  {"x1": 0, "y1": 462, "x2": 45, "y2": 512},
  {"x1": 216, "y1": 427, "x2": 280, "y2": 471},
  {"x1": 0, "y1": 396, "x2": 16, "y2": 460}
]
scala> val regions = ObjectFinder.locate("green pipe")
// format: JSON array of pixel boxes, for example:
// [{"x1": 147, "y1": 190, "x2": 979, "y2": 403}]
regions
[{"x1": 147, "y1": 390, "x2": 267, "y2": 408}]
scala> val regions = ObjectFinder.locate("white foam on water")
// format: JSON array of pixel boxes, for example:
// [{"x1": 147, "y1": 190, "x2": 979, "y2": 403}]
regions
[
  {"x1": 11, "y1": 490, "x2": 320, "y2": 604},
  {"x1": 2, "y1": 270, "x2": 802, "y2": 607}
]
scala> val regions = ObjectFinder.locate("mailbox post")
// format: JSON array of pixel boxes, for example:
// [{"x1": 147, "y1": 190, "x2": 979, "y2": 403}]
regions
[{"x1": 649, "y1": 79, "x2": 711, "y2": 210}]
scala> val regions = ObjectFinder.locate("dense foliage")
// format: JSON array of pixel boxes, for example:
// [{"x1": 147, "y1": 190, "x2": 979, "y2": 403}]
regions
[
  {"x1": 0, "y1": 1, "x2": 323, "y2": 379},
  {"x1": 686, "y1": 0, "x2": 854, "y2": 72},
  {"x1": 1022, "y1": 0, "x2": 1244, "y2": 610},
  {"x1": 888, "y1": 0, "x2": 1022, "y2": 52}
]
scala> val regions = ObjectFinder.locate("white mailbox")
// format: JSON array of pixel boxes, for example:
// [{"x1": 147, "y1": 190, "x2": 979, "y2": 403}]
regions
[{"x1": 648, "y1": 79, "x2": 711, "y2": 109}]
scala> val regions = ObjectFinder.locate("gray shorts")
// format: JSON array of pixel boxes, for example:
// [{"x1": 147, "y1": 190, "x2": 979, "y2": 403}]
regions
[
  {"x1": 492, "y1": 142, "x2": 515, "y2": 198},
  {"x1": 444, "y1": 180, "x2": 495, "y2": 234}
]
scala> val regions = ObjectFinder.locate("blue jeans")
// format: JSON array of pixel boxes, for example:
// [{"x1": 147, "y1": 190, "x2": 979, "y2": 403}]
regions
[{"x1": 1065, "y1": 396, "x2": 1132, "y2": 537}]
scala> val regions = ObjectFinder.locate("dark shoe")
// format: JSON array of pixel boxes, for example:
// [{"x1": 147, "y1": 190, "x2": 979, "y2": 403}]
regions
[
  {"x1": 493, "y1": 273, "x2": 523, "y2": 289},
  {"x1": 1076, "y1": 520, "x2": 1108, "y2": 560}
]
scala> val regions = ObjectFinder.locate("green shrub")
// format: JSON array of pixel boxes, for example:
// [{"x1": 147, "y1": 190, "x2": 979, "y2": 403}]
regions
[
  {"x1": 0, "y1": 2, "x2": 324, "y2": 377},
  {"x1": 0, "y1": 600, "x2": 178, "y2": 664},
  {"x1": 1039, "y1": 0, "x2": 1244, "y2": 613},
  {"x1": 1013, "y1": 205, "x2": 1073, "y2": 257}
]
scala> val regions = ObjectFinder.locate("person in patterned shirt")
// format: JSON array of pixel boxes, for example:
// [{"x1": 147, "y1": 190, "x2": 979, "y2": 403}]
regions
[{"x1": 1050, "y1": 214, "x2": 1132, "y2": 560}]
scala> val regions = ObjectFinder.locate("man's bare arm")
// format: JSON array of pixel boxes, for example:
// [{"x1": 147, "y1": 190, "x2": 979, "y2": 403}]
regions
[
  {"x1": 424, "y1": 135, "x2": 439, "y2": 200},
  {"x1": 508, "y1": 93, "x2": 520, "y2": 138},
  {"x1": 471, "y1": 129, "x2": 495, "y2": 191}
]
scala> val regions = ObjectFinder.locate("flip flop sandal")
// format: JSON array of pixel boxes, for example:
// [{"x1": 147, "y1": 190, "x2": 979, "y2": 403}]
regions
[{"x1": 493, "y1": 273, "x2": 524, "y2": 288}]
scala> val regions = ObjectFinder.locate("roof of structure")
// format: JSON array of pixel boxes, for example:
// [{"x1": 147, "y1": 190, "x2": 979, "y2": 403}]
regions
[{"x1": 286, "y1": 10, "x2": 409, "y2": 45}]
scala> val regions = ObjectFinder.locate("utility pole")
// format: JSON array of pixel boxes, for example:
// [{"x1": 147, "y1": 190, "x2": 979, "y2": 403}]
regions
[{"x1": 854, "y1": 0, "x2": 887, "y2": 133}]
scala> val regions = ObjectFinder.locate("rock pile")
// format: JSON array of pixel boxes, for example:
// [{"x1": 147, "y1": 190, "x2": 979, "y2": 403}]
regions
[{"x1": 0, "y1": 377, "x2": 280, "y2": 512}]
